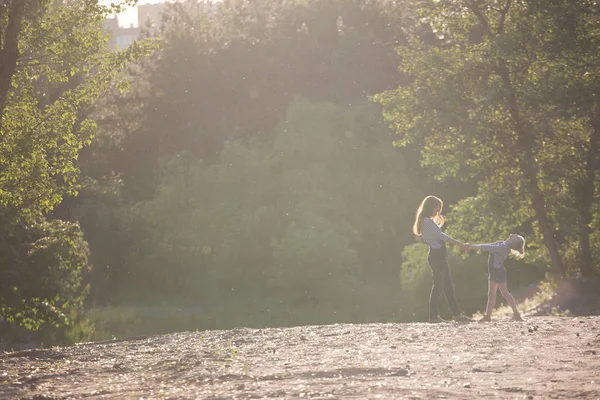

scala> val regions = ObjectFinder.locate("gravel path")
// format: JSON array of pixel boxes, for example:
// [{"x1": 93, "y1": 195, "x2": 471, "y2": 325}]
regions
[{"x1": 1, "y1": 316, "x2": 599, "y2": 399}]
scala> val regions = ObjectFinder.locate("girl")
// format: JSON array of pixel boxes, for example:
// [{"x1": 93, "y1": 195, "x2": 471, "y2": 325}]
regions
[
  {"x1": 413, "y1": 195, "x2": 471, "y2": 323},
  {"x1": 466, "y1": 234, "x2": 526, "y2": 322}
]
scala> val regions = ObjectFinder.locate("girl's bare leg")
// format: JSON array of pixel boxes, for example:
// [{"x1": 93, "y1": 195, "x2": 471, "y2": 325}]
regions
[
  {"x1": 480, "y1": 280, "x2": 499, "y2": 322},
  {"x1": 499, "y1": 281, "x2": 522, "y2": 320}
]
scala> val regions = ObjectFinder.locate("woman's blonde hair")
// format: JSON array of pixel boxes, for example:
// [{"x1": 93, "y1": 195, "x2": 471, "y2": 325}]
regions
[
  {"x1": 510, "y1": 235, "x2": 526, "y2": 258},
  {"x1": 413, "y1": 195, "x2": 444, "y2": 237}
]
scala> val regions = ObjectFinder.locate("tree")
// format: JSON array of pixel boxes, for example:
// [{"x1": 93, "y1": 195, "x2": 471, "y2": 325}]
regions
[
  {"x1": 0, "y1": 0, "x2": 146, "y2": 328},
  {"x1": 520, "y1": 0, "x2": 600, "y2": 276},
  {"x1": 92, "y1": 0, "x2": 410, "y2": 202},
  {"x1": 0, "y1": 0, "x2": 144, "y2": 218},
  {"x1": 375, "y1": 0, "x2": 600, "y2": 276}
]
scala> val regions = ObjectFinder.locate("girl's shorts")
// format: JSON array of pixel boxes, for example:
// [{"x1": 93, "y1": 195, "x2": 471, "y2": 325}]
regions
[{"x1": 489, "y1": 266, "x2": 507, "y2": 283}]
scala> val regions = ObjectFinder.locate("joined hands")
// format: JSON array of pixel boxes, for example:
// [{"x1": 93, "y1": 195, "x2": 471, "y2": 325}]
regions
[{"x1": 460, "y1": 243, "x2": 474, "y2": 252}]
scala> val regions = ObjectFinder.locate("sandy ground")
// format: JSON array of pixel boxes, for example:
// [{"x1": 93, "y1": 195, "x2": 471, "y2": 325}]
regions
[{"x1": 1, "y1": 316, "x2": 599, "y2": 399}]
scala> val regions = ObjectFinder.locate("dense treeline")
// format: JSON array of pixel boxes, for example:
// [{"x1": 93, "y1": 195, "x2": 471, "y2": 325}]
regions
[
  {"x1": 70, "y1": 0, "x2": 439, "y2": 326},
  {"x1": 1, "y1": 0, "x2": 598, "y2": 343}
]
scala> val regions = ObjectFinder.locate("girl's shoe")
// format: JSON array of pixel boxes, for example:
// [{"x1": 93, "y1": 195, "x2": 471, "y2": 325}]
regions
[
  {"x1": 478, "y1": 316, "x2": 491, "y2": 323},
  {"x1": 511, "y1": 314, "x2": 523, "y2": 321}
]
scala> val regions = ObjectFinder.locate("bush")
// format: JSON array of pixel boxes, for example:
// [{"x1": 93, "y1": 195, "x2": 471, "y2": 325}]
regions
[
  {"x1": 118, "y1": 98, "x2": 423, "y2": 327},
  {"x1": 268, "y1": 214, "x2": 361, "y2": 321},
  {"x1": 0, "y1": 214, "x2": 89, "y2": 332}
]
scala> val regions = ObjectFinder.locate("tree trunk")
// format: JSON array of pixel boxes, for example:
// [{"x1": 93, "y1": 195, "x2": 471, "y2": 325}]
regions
[
  {"x1": 578, "y1": 100, "x2": 600, "y2": 276},
  {"x1": 465, "y1": 0, "x2": 566, "y2": 276},
  {"x1": 497, "y1": 60, "x2": 566, "y2": 277},
  {"x1": 0, "y1": 0, "x2": 26, "y2": 130}
]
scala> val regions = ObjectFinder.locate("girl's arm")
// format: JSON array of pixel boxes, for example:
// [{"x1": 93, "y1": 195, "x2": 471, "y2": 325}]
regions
[
  {"x1": 446, "y1": 237, "x2": 470, "y2": 251},
  {"x1": 470, "y1": 242, "x2": 505, "y2": 253},
  {"x1": 423, "y1": 218, "x2": 468, "y2": 248}
]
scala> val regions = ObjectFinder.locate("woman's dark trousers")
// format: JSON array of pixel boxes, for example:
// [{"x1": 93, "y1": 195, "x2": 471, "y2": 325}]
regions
[{"x1": 427, "y1": 246, "x2": 461, "y2": 320}]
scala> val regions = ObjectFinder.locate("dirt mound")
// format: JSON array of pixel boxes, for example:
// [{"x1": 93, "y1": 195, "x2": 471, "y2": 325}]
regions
[{"x1": 1, "y1": 316, "x2": 599, "y2": 399}]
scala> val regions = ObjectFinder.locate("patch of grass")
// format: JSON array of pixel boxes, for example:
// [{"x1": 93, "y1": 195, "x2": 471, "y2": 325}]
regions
[
  {"x1": 75, "y1": 305, "x2": 223, "y2": 342},
  {"x1": 74, "y1": 301, "x2": 330, "y2": 342}
]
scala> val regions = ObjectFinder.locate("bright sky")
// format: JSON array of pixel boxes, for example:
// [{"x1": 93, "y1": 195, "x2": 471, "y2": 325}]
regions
[
  {"x1": 105, "y1": 0, "x2": 223, "y2": 27},
  {"x1": 104, "y1": 0, "x2": 164, "y2": 28}
]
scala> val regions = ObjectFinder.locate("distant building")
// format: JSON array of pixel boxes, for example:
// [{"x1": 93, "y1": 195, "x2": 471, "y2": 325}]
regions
[
  {"x1": 103, "y1": 17, "x2": 140, "y2": 50},
  {"x1": 103, "y1": 3, "x2": 164, "y2": 50}
]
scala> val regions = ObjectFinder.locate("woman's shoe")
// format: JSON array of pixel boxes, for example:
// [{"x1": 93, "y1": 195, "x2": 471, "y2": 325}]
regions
[{"x1": 478, "y1": 315, "x2": 491, "y2": 323}]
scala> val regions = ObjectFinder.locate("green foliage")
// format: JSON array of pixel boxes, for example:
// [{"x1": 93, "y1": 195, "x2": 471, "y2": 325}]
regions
[
  {"x1": 73, "y1": 0, "x2": 441, "y2": 331},
  {"x1": 397, "y1": 244, "x2": 431, "y2": 319},
  {"x1": 269, "y1": 215, "x2": 360, "y2": 313},
  {"x1": 0, "y1": 213, "x2": 89, "y2": 330},
  {"x1": 94, "y1": 0, "x2": 411, "y2": 201},
  {"x1": 68, "y1": 175, "x2": 134, "y2": 305},
  {"x1": 0, "y1": 0, "x2": 150, "y2": 334},
  {"x1": 375, "y1": 0, "x2": 600, "y2": 275},
  {"x1": 0, "y1": 0, "x2": 148, "y2": 219},
  {"x1": 118, "y1": 98, "x2": 423, "y2": 325}
]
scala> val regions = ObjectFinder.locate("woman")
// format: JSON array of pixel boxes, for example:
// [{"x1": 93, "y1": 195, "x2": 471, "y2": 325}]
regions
[{"x1": 413, "y1": 195, "x2": 471, "y2": 323}]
